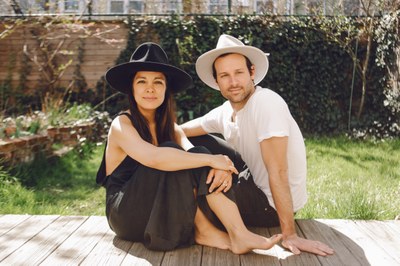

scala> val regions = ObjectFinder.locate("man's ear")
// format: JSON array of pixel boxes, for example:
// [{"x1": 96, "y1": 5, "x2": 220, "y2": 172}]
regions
[{"x1": 250, "y1": 65, "x2": 256, "y2": 78}]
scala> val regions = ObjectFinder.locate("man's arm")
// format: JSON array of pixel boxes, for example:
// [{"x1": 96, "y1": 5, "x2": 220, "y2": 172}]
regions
[
  {"x1": 180, "y1": 117, "x2": 208, "y2": 137},
  {"x1": 260, "y1": 137, "x2": 334, "y2": 256}
]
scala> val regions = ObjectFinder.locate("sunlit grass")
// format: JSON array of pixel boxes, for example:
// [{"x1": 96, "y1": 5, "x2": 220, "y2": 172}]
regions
[
  {"x1": 0, "y1": 145, "x2": 105, "y2": 215},
  {"x1": 1, "y1": 137, "x2": 399, "y2": 220},
  {"x1": 297, "y1": 137, "x2": 400, "y2": 220}
]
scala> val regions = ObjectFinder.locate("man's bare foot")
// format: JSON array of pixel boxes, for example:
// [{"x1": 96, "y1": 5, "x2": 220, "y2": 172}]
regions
[
  {"x1": 229, "y1": 230, "x2": 282, "y2": 254},
  {"x1": 195, "y1": 227, "x2": 231, "y2": 251}
]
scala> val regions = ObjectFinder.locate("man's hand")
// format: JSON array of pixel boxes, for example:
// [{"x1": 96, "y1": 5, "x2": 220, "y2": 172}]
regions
[
  {"x1": 206, "y1": 168, "x2": 233, "y2": 194},
  {"x1": 282, "y1": 233, "x2": 334, "y2": 256}
]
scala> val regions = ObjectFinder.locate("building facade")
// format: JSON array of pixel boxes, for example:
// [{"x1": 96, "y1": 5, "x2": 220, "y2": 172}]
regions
[{"x1": 1, "y1": 0, "x2": 389, "y2": 17}]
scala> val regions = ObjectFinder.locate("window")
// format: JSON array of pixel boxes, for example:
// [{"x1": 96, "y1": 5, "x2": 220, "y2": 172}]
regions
[
  {"x1": 307, "y1": 0, "x2": 322, "y2": 15},
  {"x1": 64, "y1": 0, "x2": 79, "y2": 11},
  {"x1": 238, "y1": 0, "x2": 249, "y2": 7},
  {"x1": 57, "y1": 0, "x2": 81, "y2": 13},
  {"x1": 110, "y1": 0, "x2": 123, "y2": 13},
  {"x1": 129, "y1": 0, "x2": 143, "y2": 13},
  {"x1": 37, "y1": 0, "x2": 50, "y2": 12},
  {"x1": 109, "y1": 0, "x2": 143, "y2": 14},
  {"x1": 209, "y1": 0, "x2": 228, "y2": 13},
  {"x1": 344, "y1": 0, "x2": 360, "y2": 15},
  {"x1": 256, "y1": 0, "x2": 276, "y2": 14},
  {"x1": 164, "y1": 0, "x2": 182, "y2": 13}
]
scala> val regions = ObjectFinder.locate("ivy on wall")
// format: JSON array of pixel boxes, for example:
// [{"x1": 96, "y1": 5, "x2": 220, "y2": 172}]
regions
[{"x1": 95, "y1": 14, "x2": 399, "y2": 138}]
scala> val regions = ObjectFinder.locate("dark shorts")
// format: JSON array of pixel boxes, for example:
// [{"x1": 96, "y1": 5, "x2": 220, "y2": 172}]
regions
[{"x1": 189, "y1": 135, "x2": 280, "y2": 228}]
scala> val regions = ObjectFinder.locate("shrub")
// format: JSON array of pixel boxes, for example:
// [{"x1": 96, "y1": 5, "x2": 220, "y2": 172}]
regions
[{"x1": 93, "y1": 14, "x2": 399, "y2": 139}]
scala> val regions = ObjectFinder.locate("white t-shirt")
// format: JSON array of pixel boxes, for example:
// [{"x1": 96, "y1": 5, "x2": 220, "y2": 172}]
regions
[{"x1": 200, "y1": 86, "x2": 308, "y2": 212}]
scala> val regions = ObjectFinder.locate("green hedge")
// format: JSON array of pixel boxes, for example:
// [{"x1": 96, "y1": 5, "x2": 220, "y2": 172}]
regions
[{"x1": 95, "y1": 14, "x2": 399, "y2": 138}]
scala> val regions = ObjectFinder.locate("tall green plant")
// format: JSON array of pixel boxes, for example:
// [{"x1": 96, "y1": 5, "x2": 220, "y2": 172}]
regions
[{"x1": 374, "y1": 10, "x2": 400, "y2": 138}]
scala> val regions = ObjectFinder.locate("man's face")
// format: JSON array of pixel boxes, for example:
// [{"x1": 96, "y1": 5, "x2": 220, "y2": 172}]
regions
[{"x1": 214, "y1": 53, "x2": 255, "y2": 110}]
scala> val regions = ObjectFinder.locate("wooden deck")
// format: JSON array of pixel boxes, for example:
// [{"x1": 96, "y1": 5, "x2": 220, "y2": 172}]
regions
[{"x1": 0, "y1": 215, "x2": 399, "y2": 265}]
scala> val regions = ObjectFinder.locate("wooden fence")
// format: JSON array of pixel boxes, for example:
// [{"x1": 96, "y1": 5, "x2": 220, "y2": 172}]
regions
[{"x1": 0, "y1": 19, "x2": 128, "y2": 96}]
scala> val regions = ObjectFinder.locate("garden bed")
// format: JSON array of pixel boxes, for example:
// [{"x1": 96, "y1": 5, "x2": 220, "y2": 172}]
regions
[{"x1": 0, "y1": 123, "x2": 95, "y2": 167}]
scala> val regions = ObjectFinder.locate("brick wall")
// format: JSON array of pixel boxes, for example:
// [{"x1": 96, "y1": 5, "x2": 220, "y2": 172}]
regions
[
  {"x1": 0, "y1": 123, "x2": 95, "y2": 167},
  {"x1": 0, "y1": 135, "x2": 51, "y2": 166}
]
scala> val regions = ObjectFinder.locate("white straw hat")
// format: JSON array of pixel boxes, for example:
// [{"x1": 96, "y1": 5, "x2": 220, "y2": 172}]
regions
[{"x1": 195, "y1": 34, "x2": 269, "y2": 90}]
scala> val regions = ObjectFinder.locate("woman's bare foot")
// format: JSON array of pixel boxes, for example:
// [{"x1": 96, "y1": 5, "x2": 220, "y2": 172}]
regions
[
  {"x1": 229, "y1": 230, "x2": 282, "y2": 254},
  {"x1": 195, "y1": 226, "x2": 231, "y2": 250},
  {"x1": 194, "y1": 206, "x2": 231, "y2": 250}
]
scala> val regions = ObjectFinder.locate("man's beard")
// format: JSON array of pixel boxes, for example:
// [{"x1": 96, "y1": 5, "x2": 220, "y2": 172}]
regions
[{"x1": 225, "y1": 85, "x2": 252, "y2": 104}]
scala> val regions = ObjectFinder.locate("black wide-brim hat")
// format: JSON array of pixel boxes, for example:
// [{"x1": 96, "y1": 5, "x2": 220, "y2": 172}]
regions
[{"x1": 105, "y1": 42, "x2": 192, "y2": 94}]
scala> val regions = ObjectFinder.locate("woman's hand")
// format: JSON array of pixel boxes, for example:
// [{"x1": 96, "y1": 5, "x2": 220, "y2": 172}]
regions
[
  {"x1": 206, "y1": 169, "x2": 233, "y2": 194},
  {"x1": 210, "y1": 154, "x2": 238, "y2": 174}
]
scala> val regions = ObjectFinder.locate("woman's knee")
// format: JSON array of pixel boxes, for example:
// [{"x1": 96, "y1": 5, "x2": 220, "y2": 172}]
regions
[
  {"x1": 188, "y1": 135, "x2": 224, "y2": 154},
  {"x1": 188, "y1": 135, "x2": 242, "y2": 164},
  {"x1": 160, "y1": 141, "x2": 212, "y2": 156},
  {"x1": 188, "y1": 145, "x2": 211, "y2": 155},
  {"x1": 159, "y1": 141, "x2": 183, "y2": 150}
]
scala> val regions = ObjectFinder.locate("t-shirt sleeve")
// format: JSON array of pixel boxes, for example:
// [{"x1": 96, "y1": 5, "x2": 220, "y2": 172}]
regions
[
  {"x1": 199, "y1": 105, "x2": 225, "y2": 134},
  {"x1": 253, "y1": 91, "x2": 291, "y2": 142}
]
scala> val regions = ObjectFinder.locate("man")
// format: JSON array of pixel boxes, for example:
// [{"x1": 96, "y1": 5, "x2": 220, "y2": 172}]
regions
[{"x1": 181, "y1": 34, "x2": 334, "y2": 256}]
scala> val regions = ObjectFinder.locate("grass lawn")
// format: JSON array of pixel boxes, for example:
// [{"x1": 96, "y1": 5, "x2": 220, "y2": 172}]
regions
[
  {"x1": 0, "y1": 137, "x2": 399, "y2": 220},
  {"x1": 0, "y1": 146, "x2": 106, "y2": 216},
  {"x1": 297, "y1": 137, "x2": 400, "y2": 220}
]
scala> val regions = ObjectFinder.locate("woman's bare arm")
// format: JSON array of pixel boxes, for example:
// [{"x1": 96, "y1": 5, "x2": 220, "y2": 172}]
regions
[{"x1": 108, "y1": 115, "x2": 237, "y2": 173}]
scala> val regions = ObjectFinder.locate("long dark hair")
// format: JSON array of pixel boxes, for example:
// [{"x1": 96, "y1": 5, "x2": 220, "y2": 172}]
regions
[{"x1": 127, "y1": 76, "x2": 177, "y2": 145}]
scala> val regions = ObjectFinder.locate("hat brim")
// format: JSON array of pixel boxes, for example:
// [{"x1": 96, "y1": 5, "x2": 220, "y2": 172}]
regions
[
  {"x1": 106, "y1": 61, "x2": 192, "y2": 94},
  {"x1": 196, "y1": 46, "x2": 269, "y2": 90}
]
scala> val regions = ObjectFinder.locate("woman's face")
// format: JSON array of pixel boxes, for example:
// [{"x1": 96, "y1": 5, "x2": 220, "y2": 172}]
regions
[{"x1": 132, "y1": 71, "x2": 167, "y2": 114}]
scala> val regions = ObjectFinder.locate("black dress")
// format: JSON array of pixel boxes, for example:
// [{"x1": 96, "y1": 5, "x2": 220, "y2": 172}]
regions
[{"x1": 96, "y1": 113, "x2": 235, "y2": 251}]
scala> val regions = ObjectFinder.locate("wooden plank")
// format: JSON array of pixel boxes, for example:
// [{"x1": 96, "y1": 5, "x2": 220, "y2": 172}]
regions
[
  {"x1": 82, "y1": 43, "x2": 126, "y2": 49},
  {"x1": 0, "y1": 215, "x2": 59, "y2": 262},
  {"x1": 80, "y1": 50, "x2": 124, "y2": 56},
  {"x1": 80, "y1": 230, "x2": 132, "y2": 265},
  {"x1": 0, "y1": 214, "x2": 30, "y2": 236},
  {"x1": 80, "y1": 65, "x2": 121, "y2": 71},
  {"x1": 76, "y1": 59, "x2": 122, "y2": 66},
  {"x1": 1, "y1": 216, "x2": 87, "y2": 265},
  {"x1": 384, "y1": 220, "x2": 400, "y2": 235},
  {"x1": 241, "y1": 227, "x2": 281, "y2": 266},
  {"x1": 121, "y1": 242, "x2": 164, "y2": 266},
  {"x1": 269, "y1": 223, "x2": 322, "y2": 266},
  {"x1": 297, "y1": 219, "x2": 367, "y2": 266},
  {"x1": 202, "y1": 246, "x2": 240, "y2": 266},
  {"x1": 316, "y1": 219, "x2": 397, "y2": 266},
  {"x1": 0, "y1": 216, "x2": 398, "y2": 265},
  {"x1": 0, "y1": 45, "x2": 124, "y2": 54},
  {"x1": 161, "y1": 245, "x2": 202, "y2": 266},
  {"x1": 353, "y1": 220, "x2": 400, "y2": 264},
  {"x1": 39, "y1": 215, "x2": 109, "y2": 265}
]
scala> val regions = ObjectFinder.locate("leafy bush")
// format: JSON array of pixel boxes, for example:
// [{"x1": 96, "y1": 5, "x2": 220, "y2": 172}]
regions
[
  {"x1": 0, "y1": 103, "x2": 111, "y2": 141},
  {"x1": 0, "y1": 111, "x2": 47, "y2": 139},
  {"x1": 92, "y1": 14, "x2": 398, "y2": 139}
]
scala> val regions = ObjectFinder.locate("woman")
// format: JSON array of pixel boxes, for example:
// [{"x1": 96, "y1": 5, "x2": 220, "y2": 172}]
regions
[{"x1": 96, "y1": 42, "x2": 281, "y2": 253}]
